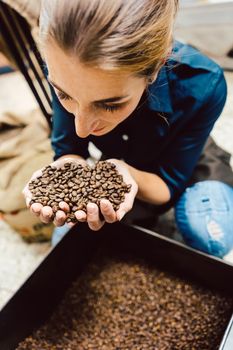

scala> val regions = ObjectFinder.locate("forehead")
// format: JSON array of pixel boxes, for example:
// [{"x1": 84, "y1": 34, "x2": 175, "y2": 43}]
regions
[{"x1": 44, "y1": 42, "x2": 141, "y2": 100}]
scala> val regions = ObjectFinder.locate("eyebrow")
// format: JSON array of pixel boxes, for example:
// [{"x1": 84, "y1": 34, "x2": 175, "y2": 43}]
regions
[
  {"x1": 48, "y1": 78, "x2": 129, "y2": 103},
  {"x1": 48, "y1": 78, "x2": 73, "y2": 99}
]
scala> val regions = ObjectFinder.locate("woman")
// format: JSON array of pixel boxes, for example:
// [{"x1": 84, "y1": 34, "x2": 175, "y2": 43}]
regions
[{"x1": 24, "y1": 0, "x2": 233, "y2": 257}]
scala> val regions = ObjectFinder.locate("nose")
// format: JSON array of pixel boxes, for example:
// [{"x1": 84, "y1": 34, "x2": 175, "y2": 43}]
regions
[{"x1": 74, "y1": 108, "x2": 97, "y2": 138}]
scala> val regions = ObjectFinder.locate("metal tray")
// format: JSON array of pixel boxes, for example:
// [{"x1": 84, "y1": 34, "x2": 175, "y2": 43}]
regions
[{"x1": 0, "y1": 222, "x2": 233, "y2": 350}]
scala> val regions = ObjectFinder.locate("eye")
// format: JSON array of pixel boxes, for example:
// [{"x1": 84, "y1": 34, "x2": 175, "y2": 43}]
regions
[
  {"x1": 57, "y1": 91, "x2": 72, "y2": 101},
  {"x1": 102, "y1": 104, "x2": 120, "y2": 113}
]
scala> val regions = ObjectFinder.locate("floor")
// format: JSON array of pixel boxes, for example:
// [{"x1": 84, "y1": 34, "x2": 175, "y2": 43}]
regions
[
  {"x1": 0, "y1": 220, "x2": 51, "y2": 309},
  {"x1": 0, "y1": 53, "x2": 232, "y2": 310}
]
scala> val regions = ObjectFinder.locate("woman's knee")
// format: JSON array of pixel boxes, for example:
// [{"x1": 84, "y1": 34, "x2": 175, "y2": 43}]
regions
[{"x1": 175, "y1": 181, "x2": 233, "y2": 258}]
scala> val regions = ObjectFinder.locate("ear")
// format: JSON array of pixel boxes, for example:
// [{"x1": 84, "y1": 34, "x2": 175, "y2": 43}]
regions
[
  {"x1": 148, "y1": 72, "x2": 158, "y2": 85},
  {"x1": 149, "y1": 50, "x2": 172, "y2": 83}
]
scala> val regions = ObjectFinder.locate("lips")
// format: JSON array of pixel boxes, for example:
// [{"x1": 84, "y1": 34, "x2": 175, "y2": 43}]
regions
[{"x1": 92, "y1": 125, "x2": 106, "y2": 134}]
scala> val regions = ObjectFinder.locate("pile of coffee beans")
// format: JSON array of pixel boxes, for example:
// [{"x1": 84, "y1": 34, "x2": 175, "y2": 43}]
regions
[
  {"x1": 28, "y1": 161, "x2": 131, "y2": 223},
  {"x1": 17, "y1": 251, "x2": 233, "y2": 350}
]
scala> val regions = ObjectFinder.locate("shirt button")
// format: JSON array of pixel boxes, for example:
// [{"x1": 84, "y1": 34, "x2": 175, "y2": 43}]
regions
[{"x1": 122, "y1": 134, "x2": 129, "y2": 141}]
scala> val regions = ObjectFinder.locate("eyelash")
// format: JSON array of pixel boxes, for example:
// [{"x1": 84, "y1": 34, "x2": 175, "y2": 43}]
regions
[
  {"x1": 57, "y1": 91, "x2": 122, "y2": 112},
  {"x1": 102, "y1": 105, "x2": 120, "y2": 113},
  {"x1": 57, "y1": 91, "x2": 71, "y2": 101}
]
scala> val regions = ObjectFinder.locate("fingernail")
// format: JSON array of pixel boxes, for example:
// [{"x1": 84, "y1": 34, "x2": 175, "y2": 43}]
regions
[
  {"x1": 101, "y1": 200, "x2": 108, "y2": 208},
  {"x1": 88, "y1": 204, "x2": 96, "y2": 214},
  {"x1": 76, "y1": 212, "x2": 84, "y2": 220}
]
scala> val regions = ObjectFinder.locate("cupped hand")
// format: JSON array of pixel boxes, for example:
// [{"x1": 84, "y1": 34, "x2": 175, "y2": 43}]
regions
[
  {"x1": 22, "y1": 157, "x2": 87, "y2": 226},
  {"x1": 81, "y1": 158, "x2": 138, "y2": 231}
]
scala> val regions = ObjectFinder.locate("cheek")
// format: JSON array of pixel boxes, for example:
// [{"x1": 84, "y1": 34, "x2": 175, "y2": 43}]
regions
[
  {"x1": 126, "y1": 98, "x2": 140, "y2": 114},
  {"x1": 101, "y1": 100, "x2": 141, "y2": 125},
  {"x1": 101, "y1": 107, "x2": 131, "y2": 125},
  {"x1": 118, "y1": 98, "x2": 141, "y2": 120},
  {"x1": 58, "y1": 99, "x2": 76, "y2": 114}
]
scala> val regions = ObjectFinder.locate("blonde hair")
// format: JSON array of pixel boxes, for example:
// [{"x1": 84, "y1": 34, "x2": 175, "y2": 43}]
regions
[{"x1": 40, "y1": 0, "x2": 179, "y2": 78}]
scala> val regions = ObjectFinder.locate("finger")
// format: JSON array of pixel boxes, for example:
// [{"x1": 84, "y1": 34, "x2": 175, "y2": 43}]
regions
[
  {"x1": 100, "y1": 199, "x2": 116, "y2": 223},
  {"x1": 30, "y1": 203, "x2": 43, "y2": 216},
  {"x1": 53, "y1": 210, "x2": 67, "y2": 227},
  {"x1": 26, "y1": 196, "x2": 32, "y2": 208},
  {"x1": 116, "y1": 186, "x2": 136, "y2": 221},
  {"x1": 59, "y1": 201, "x2": 70, "y2": 213},
  {"x1": 74, "y1": 210, "x2": 87, "y2": 222},
  {"x1": 39, "y1": 213, "x2": 50, "y2": 224},
  {"x1": 116, "y1": 209, "x2": 126, "y2": 221},
  {"x1": 116, "y1": 198, "x2": 133, "y2": 221},
  {"x1": 40, "y1": 206, "x2": 54, "y2": 223},
  {"x1": 87, "y1": 203, "x2": 104, "y2": 231},
  {"x1": 115, "y1": 197, "x2": 133, "y2": 221},
  {"x1": 22, "y1": 185, "x2": 30, "y2": 196},
  {"x1": 23, "y1": 186, "x2": 32, "y2": 208}
]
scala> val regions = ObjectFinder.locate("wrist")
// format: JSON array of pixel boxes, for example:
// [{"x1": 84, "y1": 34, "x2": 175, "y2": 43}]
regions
[
  {"x1": 125, "y1": 163, "x2": 171, "y2": 205},
  {"x1": 124, "y1": 163, "x2": 142, "y2": 193},
  {"x1": 58, "y1": 154, "x2": 86, "y2": 161},
  {"x1": 126, "y1": 164, "x2": 138, "y2": 181},
  {"x1": 56, "y1": 155, "x2": 87, "y2": 167}
]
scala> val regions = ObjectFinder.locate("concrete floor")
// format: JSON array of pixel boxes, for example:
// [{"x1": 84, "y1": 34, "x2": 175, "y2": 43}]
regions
[
  {"x1": 0, "y1": 61, "x2": 232, "y2": 310},
  {"x1": 0, "y1": 220, "x2": 51, "y2": 309},
  {"x1": 212, "y1": 72, "x2": 233, "y2": 163}
]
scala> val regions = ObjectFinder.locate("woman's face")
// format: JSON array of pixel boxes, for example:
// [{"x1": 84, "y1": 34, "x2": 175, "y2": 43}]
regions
[{"x1": 44, "y1": 42, "x2": 148, "y2": 138}]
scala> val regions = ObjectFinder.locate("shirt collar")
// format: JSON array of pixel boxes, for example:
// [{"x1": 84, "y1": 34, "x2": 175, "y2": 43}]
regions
[{"x1": 147, "y1": 65, "x2": 173, "y2": 114}]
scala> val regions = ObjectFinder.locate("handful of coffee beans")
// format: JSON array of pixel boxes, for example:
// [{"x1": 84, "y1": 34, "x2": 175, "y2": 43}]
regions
[{"x1": 28, "y1": 161, "x2": 131, "y2": 223}]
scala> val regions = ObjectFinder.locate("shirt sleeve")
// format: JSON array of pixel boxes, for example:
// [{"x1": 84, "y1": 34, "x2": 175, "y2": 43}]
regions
[
  {"x1": 155, "y1": 68, "x2": 227, "y2": 201},
  {"x1": 50, "y1": 87, "x2": 89, "y2": 161}
]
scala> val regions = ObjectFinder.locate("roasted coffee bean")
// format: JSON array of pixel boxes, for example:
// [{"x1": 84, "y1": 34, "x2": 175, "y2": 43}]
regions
[
  {"x1": 28, "y1": 161, "x2": 131, "y2": 223},
  {"x1": 17, "y1": 251, "x2": 233, "y2": 350}
]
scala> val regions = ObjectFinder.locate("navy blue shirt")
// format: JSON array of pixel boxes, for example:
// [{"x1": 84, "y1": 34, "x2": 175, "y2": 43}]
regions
[{"x1": 51, "y1": 41, "x2": 227, "y2": 201}]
